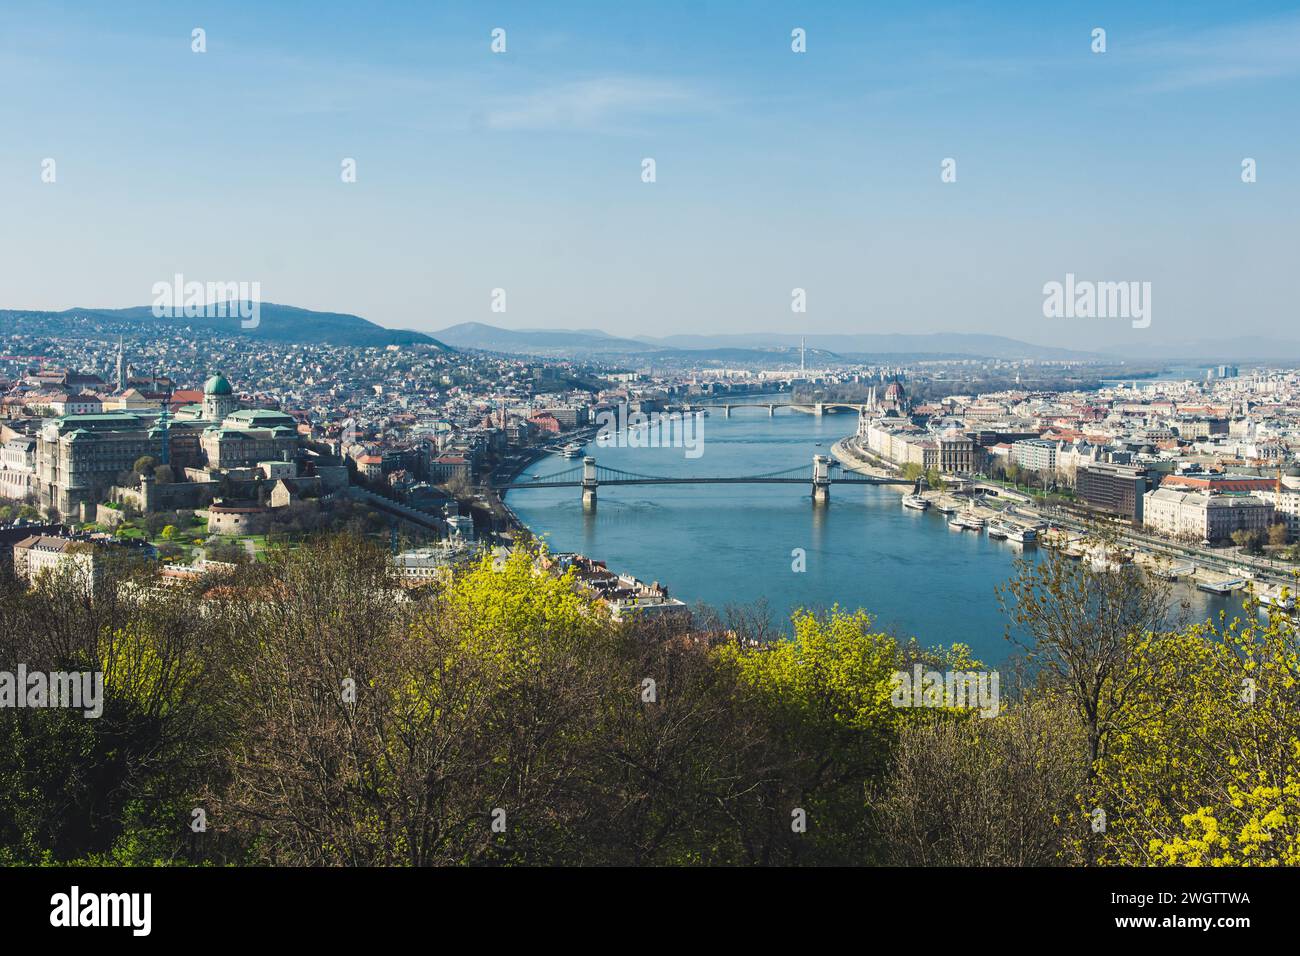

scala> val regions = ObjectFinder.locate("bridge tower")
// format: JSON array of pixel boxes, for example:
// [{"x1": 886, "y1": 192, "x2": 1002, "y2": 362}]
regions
[
  {"x1": 767, "y1": 404, "x2": 775, "y2": 417},
  {"x1": 814, "y1": 402, "x2": 824, "y2": 417},
  {"x1": 723, "y1": 405, "x2": 732, "y2": 419},
  {"x1": 582, "y1": 456, "x2": 598, "y2": 510},
  {"x1": 812, "y1": 454, "x2": 831, "y2": 505}
]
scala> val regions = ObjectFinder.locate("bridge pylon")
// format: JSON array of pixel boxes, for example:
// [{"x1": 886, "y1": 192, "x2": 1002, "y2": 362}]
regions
[
  {"x1": 812, "y1": 454, "x2": 831, "y2": 504},
  {"x1": 581, "y1": 456, "x2": 598, "y2": 510}
]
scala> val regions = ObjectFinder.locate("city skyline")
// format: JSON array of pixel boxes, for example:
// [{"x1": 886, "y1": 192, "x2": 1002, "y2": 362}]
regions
[{"x1": 8, "y1": 0, "x2": 1300, "y2": 909}]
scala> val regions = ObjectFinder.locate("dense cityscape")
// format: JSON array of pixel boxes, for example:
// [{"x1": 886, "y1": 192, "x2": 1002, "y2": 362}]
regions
[
  {"x1": 3, "y1": 0, "x2": 1296, "y2": 934},
  {"x1": 3, "y1": 320, "x2": 1299, "y2": 614}
]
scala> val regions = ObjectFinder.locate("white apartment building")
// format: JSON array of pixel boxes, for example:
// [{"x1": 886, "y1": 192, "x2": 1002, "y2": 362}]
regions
[
  {"x1": 860, "y1": 419, "x2": 937, "y2": 470},
  {"x1": 12, "y1": 534, "x2": 96, "y2": 587},
  {"x1": 1143, "y1": 488, "x2": 1275, "y2": 543},
  {"x1": 0, "y1": 436, "x2": 35, "y2": 501},
  {"x1": 1263, "y1": 489, "x2": 1300, "y2": 540},
  {"x1": 49, "y1": 393, "x2": 104, "y2": 417},
  {"x1": 1011, "y1": 439, "x2": 1058, "y2": 474},
  {"x1": 393, "y1": 542, "x2": 476, "y2": 583}
]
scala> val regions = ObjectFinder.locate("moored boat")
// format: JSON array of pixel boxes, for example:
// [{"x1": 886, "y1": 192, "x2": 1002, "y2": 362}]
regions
[
  {"x1": 1259, "y1": 585, "x2": 1296, "y2": 612},
  {"x1": 1005, "y1": 525, "x2": 1037, "y2": 545},
  {"x1": 1197, "y1": 578, "x2": 1245, "y2": 595}
]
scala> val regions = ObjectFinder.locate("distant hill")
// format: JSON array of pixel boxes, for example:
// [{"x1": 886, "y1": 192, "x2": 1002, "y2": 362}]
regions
[
  {"x1": 1092, "y1": 335, "x2": 1300, "y2": 363},
  {"x1": 1, "y1": 303, "x2": 447, "y2": 349},
  {"x1": 432, "y1": 322, "x2": 662, "y2": 355},
  {"x1": 636, "y1": 332, "x2": 1102, "y2": 361},
  {"x1": 432, "y1": 323, "x2": 1105, "y2": 361}
]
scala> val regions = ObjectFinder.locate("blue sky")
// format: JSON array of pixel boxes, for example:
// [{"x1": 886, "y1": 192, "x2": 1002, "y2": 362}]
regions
[{"x1": 1, "y1": 0, "x2": 1297, "y2": 348}]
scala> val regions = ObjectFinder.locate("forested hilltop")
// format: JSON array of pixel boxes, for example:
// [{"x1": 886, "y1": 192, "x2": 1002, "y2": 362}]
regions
[{"x1": 1, "y1": 535, "x2": 1296, "y2": 867}]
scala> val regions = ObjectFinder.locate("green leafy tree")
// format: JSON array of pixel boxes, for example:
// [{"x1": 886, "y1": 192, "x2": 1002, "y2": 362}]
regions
[
  {"x1": 714, "y1": 607, "x2": 975, "y2": 863},
  {"x1": 996, "y1": 527, "x2": 1175, "y2": 778},
  {"x1": 1085, "y1": 588, "x2": 1300, "y2": 865},
  {"x1": 1232, "y1": 528, "x2": 1265, "y2": 553}
]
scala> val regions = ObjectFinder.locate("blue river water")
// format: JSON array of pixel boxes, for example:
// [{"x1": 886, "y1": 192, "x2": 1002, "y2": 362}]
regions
[{"x1": 506, "y1": 410, "x2": 1244, "y2": 664}]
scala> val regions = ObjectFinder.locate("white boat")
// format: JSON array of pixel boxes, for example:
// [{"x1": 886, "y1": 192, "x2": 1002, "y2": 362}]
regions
[
  {"x1": 987, "y1": 524, "x2": 1009, "y2": 540},
  {"x1": 902, "y1": 495, "x2": 930, "y2": 511},
  {"x1": 1259, "y1": 586, "x2": 1296, "y2": 612},
  {"x1": 949, "y1": 501, "x2": 986, "y2": 531},
  {"x1": 1003, "y1": 524, "x2": 1037, "y2": 545},
  {"x1": 935, "y1": 497, "x2": 960, "y2": 515},
  {"x1": 561, "y1": 442, "x2": 583, "y2": 458}
]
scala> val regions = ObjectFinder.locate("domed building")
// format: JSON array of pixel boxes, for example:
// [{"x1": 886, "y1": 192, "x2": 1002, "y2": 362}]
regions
[
  {"x1": 882, "y1": 378, "x2": 908, "y2": 413},
  {"x1": 202, "y1": 372, "x2": 238, "y2": 421}
]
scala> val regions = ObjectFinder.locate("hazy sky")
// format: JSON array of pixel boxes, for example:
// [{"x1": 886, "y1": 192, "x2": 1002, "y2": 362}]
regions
[{"x1": 1, "y1": 1, "x2": 1297, "y2": 349}]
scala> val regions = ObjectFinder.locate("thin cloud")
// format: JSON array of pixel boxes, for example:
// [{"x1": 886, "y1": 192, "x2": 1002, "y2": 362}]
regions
[
  {"x1": 484, "y1": 77, "x2": 705, "y2": 131},
  {"x1": 1132, "y1": 13, "x2": 1300, "y2": 92}
]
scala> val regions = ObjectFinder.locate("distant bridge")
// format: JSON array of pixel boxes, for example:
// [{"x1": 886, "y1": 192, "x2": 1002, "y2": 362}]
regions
[
  {"x1": 681, "y1": 400, "x2": 870, "y2": 418},
  {"x1": 498, "y1": 454, "x2": 911, "y2": 508}
]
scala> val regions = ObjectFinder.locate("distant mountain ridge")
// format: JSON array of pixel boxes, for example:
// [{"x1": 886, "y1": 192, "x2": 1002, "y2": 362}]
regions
[
  {"x1": 432, "y1": 322, "x2": 656, "y2": 354},
  {"x1": 636, "y1": 331, "x2": 1101, "y2": 361},
  {"x1": 1, "y1": 303, "x2": 447, "y2": 349},
  {"x1": 11, "y1": 307, "x2": 1286, "y2": 362},
  {"x1": 1092, "y1": 334, "x2": 1300, "y2": 363},
  {"x1": 432, "y1": 323, "x2": 1104, "y2": 361}
]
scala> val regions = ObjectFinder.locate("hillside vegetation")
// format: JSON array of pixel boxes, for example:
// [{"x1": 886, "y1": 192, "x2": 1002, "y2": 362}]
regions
[{"x1": 1, "y1": 535, "x2": 1296, "y2": 866}]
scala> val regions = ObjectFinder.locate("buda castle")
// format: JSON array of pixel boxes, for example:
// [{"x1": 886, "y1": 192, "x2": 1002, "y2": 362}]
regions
[{"x1": 34, "y1": 372, "x2": 301, "y2": 519}]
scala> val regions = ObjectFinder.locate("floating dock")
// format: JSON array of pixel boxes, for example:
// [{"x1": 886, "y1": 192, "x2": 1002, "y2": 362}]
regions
[{"x1": 1196, "y1": 578, "x2": 1246, "y2": 595}]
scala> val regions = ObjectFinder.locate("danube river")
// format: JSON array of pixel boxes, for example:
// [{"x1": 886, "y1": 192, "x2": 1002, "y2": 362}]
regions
[{"x1": 507, "y1": 410, "x2": 1245, "y2": 664}]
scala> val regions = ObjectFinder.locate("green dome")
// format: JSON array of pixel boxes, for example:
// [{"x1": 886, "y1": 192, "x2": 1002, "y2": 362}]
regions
[{"x1": 204, "y1": 373, "x2": 233, "y2": 396}]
